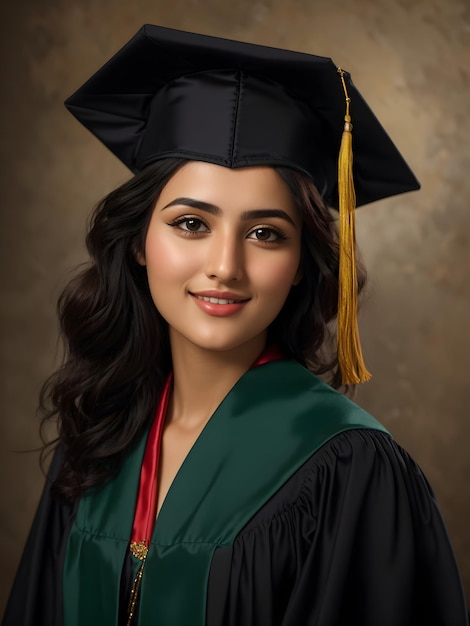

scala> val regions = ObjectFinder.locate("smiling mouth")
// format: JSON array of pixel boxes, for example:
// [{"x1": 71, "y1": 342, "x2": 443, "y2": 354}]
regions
[{"x1": 194, "y1": 295, "x2": 248, "y2": 305}]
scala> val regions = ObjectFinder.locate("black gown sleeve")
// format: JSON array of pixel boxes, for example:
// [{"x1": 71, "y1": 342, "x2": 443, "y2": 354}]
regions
[
  {"x1": 207, "y1": 429, "x2": 469, "y2": 626},
  {"x1": 2, "y1": 449, "x2": 77, "y2": 626}
]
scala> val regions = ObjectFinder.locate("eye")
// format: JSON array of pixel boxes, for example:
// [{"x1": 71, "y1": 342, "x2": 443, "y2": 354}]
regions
[
  {"x1": 247, "y1": 227, "x2": 286, "y2": 242},
  {"x1": 169, "y1": 216, "x2": 209, "y2": 233}
]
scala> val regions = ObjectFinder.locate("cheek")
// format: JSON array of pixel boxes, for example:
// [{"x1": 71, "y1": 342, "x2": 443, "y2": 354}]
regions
[
  {"x1": 145, "y1": 232, "x2": 196, "y2": 282},
  {"x1": 251, "y1": 252, "x2": 301, "y2": 298}
]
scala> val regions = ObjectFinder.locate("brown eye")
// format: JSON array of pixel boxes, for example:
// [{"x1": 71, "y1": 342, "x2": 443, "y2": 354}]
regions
[
  {"x1": 247, "y1": 227, "x2": 285, "y2": 242},
  {"x1": 254, "y1": 228, "x2": 271, "y2": 240},
  {"x1": 170, "y1": 216, "x2": 209, "y2": 233},
  {"x1": 185, "y1": 218, "x2": 205, "y2": 231}
]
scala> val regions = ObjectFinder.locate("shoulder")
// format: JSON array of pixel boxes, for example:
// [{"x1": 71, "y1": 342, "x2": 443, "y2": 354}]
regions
[
  {"x1": 253, "y1": 359, "x2": 389, "y2": 434},
  {"x1": 219, "y1": 429, "x2": 468, "y2": 626},
  {"x1": 239, "y1": 428, "x2": 431, "y2": 535}
]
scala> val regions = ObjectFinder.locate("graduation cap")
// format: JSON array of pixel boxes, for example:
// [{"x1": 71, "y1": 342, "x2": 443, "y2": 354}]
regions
[{"x1": 65, "y1": 24, "x2": 420, "y2": 384}]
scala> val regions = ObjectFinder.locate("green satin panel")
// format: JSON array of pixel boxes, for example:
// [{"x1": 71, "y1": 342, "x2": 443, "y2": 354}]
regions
[
  {"x1": 63, "y1": 360, "x2": 388, "y2": 626},
  {"x1": 63, "y1": 433, "x2": 148, "y2": 625}
]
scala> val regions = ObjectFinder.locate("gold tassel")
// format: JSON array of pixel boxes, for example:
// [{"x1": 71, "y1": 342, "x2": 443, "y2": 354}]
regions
[
  {"x1": 336, "y1": 68, "x2": 371, "y2": 385},
  {"x1": 127, "y1": 540, "x2": 149, "y2": 626}
]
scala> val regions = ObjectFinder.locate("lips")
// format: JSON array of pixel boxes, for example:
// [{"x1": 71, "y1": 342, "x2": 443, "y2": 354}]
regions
[
  {"x1": 196, "y1": 295, "x2": 239, "y2": 304},
  {"x1": 190, "y1": 291, "x2": 250, "y2": 304},
  {"x1": 189, "y1": 290, "x2": 250, "y2": 317}
]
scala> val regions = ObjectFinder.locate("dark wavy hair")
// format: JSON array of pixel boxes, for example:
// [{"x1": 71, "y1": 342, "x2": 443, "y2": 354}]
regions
[{"x1": 40, "y1": 158, "x2": 366, "y2": 499}]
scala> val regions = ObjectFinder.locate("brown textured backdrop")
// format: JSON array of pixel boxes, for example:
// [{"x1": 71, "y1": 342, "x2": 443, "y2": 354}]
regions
[{"x1": 1, "y1": 0, "x2": 469, "y2": 615}]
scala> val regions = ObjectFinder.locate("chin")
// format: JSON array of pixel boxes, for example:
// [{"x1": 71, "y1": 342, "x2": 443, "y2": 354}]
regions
[{"x1": 180, "y1": 331, "x2": 267, "y2": 355}]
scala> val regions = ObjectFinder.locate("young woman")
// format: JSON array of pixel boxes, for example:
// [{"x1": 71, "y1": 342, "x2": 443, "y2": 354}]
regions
[{"x1": 3, "y1": 24, "x2": 468, "y2": 626}]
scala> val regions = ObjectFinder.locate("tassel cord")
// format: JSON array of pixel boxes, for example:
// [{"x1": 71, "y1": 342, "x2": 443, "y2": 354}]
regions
[{"x1": 336, "y1": 68, "x2": 371, "y2": 385}]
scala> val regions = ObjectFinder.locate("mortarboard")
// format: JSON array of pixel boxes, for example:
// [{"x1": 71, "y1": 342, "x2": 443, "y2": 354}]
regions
[{"x1": 65, "y1": 24, "x2": 420, "y2": 384}]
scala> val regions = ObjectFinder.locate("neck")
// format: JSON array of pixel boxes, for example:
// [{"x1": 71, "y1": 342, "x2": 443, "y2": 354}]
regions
[{"x1": 168, "y1": 333, "x2": 267, "y2": 427}]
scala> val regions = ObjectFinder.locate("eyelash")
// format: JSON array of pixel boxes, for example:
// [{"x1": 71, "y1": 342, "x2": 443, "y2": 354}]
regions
[
  {"x1": 167, "y1": 216, "x2": 288, "y2": 243},
  {"x1": 168, "y1": 216, "x2": 209, "y2": 234}
]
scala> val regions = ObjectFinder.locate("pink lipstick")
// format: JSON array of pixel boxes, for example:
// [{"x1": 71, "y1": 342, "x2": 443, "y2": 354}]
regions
[{"x1": 190, "y1": 291, "x2": 250, "y2": 317}]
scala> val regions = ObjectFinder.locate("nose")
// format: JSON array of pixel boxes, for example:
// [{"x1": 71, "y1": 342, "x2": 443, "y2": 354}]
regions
[{"x1": 204, "y1": 229, "x2": 244, "y2": 283}]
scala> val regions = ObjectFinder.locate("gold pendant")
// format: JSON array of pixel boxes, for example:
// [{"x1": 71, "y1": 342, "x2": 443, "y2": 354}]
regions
[{"x1": 127, "y1": 541, "x2": 149, "y2": 626}]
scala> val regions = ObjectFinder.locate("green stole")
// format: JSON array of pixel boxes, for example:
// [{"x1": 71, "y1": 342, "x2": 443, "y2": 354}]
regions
[{"x1": 63, "y1": 360, "x2": 388, "y2": 625}]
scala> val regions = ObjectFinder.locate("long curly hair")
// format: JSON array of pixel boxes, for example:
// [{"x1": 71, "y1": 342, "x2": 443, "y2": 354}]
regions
[{"x1": 40, "y1": 158, "x2": 366, "y2": 499}]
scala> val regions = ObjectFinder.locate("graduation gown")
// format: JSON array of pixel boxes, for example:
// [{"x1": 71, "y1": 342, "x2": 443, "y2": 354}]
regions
[{"x1": 3, "y1": 360, "x2": 468, "y2": 626}]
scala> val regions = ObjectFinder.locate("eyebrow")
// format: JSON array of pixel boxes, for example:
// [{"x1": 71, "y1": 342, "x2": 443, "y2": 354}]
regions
[{"x1": 162, "y1": 197, "x2": 296, "y2": 226}]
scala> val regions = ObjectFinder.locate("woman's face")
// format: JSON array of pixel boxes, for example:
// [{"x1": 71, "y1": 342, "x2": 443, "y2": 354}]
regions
[{"x1": 141, "y1": 161, "x2": 302, "y2": 356}]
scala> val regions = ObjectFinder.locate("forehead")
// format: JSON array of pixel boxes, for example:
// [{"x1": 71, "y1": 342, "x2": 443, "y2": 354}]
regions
[{"x1": 156, "y1": 161, "x2": 297, "y2": 214}]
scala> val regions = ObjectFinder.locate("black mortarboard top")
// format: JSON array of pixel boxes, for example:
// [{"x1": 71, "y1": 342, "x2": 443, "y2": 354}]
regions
[
  {"x1": 65, "y1": 24, "x2": 419, "y2": 208},
  {"x1": 65, "y1": 24, "x2": 420, "y2": 385}
]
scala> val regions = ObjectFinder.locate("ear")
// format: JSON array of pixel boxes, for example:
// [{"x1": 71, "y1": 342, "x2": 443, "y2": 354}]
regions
[{"x1": 135, "y1": 250, "x2": 146, "y2": 266}]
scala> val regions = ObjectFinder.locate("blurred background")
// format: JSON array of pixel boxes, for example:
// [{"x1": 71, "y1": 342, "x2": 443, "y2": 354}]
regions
[{"x1": 1, "y1": 0, "x2": 469, "y2": 615}]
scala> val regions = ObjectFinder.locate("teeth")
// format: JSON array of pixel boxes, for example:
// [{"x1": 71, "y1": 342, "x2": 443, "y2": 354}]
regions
[{"x1": 197, "y1": 295, "x2": 238, "y2": 304}]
